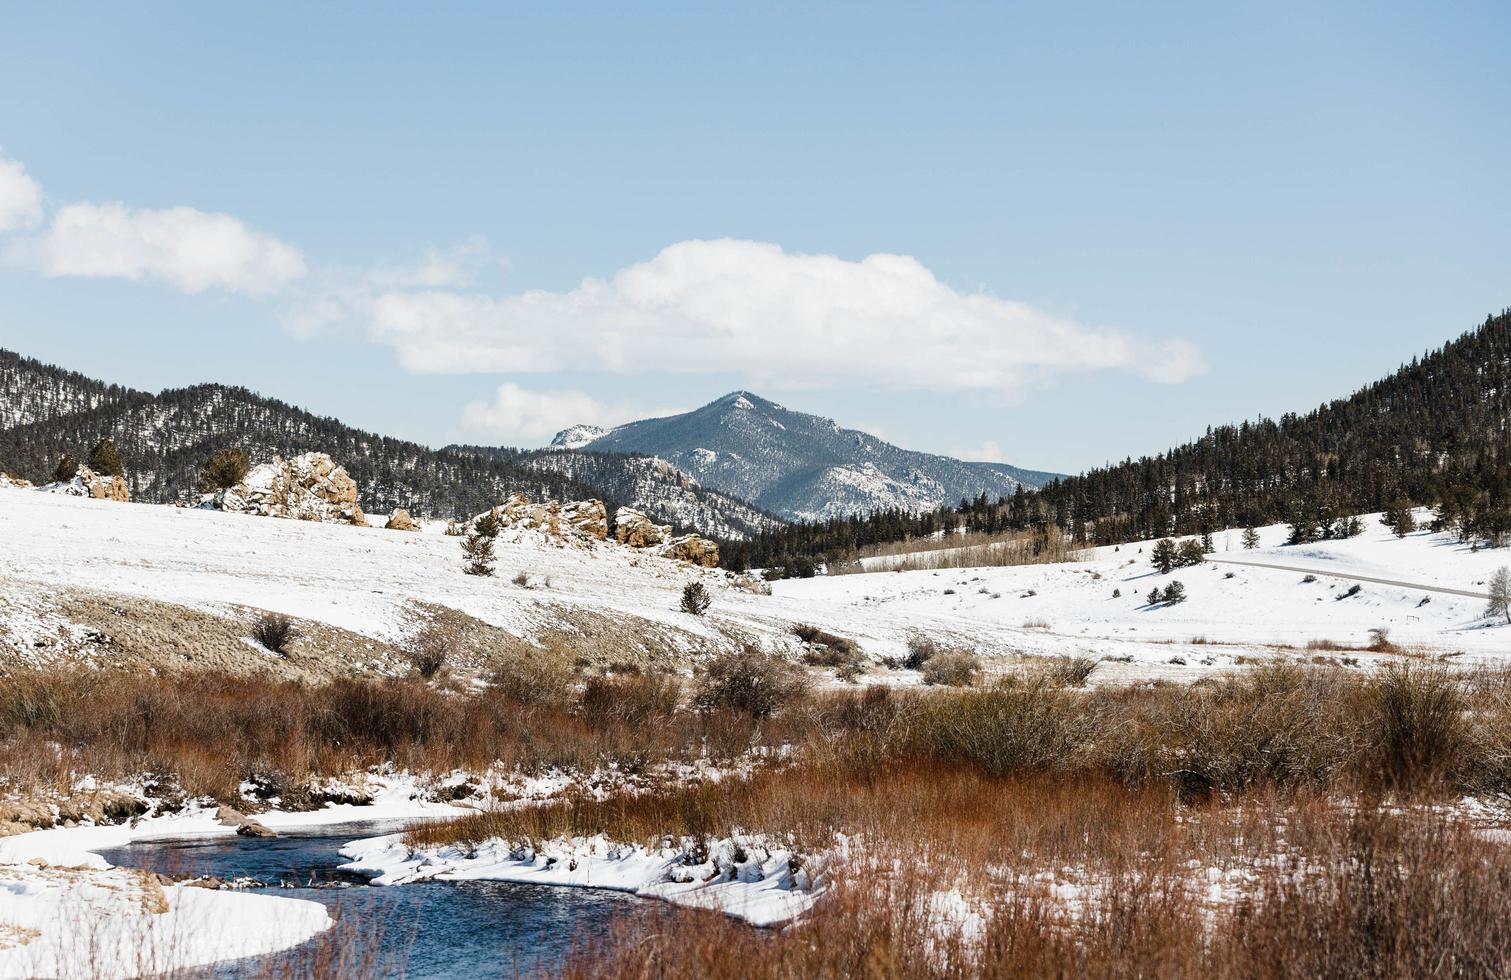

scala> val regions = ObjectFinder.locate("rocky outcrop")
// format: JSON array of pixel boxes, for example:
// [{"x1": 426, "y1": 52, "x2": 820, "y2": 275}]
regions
[
  {"x1": 615, "y1": 508, "x2": 670, "y2": 547},
  {"x1": 212, "y1": 453, "x2": 368, "y2": 526},
  {"x1": 0, "y1": 472, "x2": 33, "y2": 490},
  {"x1": 483, "y1": 493, "x2": 608, "y2": 542},
  {"x1": 658, "y1": 534, "x2": 721, "y2": 567},
  {"x1": 43, "y1": 465, "x2": 128, "y2": 502},
  {"x1": 384, "y1": 509, "x2": 419, "y2": 531}
]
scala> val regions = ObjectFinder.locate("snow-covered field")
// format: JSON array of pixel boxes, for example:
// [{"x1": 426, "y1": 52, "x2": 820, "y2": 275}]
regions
[{"x1": 1, "y1": 489, "x2": 1507, "y2": 682}]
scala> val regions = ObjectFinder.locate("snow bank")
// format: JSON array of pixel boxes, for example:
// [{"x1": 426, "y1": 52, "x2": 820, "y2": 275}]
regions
[
  {"x1": 0, "y1": 808, "x2": 330, "y2": 979},
  {"x1": 339, "y1": 831, "x2": 822, "y2": 928}
]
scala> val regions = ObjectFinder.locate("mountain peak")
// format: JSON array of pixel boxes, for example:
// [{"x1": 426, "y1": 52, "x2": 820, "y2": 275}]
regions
[
  {"x1": 555, "y1": 391, "x2": 1058, "y2": 520},
  {"x1": 548, "y1": 423, "x2": 610, "y2": 450}
]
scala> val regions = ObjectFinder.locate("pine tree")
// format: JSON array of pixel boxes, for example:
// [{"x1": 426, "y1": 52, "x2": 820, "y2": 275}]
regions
[
  {"x1": 1242, "y1": 526, "x2": 1260, "y2": 549},
  {"x1": 1151, "y1": 538, "x2": 1177, "y2": 574},
  {"x1": 1381, "y1": 502, "x2": 1416, "y2": 538},
  {"x1": 52, "y1": 453, "x2": 79, "y2": 483},
  {"x1": 1177, "y1": 539, "x2": 1206, "y2": 567},
  {"x1": 199, "y1": 447, "x2": 250, "y2": 491},
  {"x1": 86, "y1": 438, "x2": 125, "y2": 477},
  {"x1": 461, "y1": 510, "x2": 500, "y2": 576}
]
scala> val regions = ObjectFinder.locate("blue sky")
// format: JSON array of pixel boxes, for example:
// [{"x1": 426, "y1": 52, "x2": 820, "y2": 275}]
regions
[{"x1": 1, "y1": 2, "x2": 1507, "y2": 474}]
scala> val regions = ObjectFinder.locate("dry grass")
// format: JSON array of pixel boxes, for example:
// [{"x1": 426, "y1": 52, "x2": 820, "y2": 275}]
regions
[
  {"x1": 843, "y1": 527, "x2": 1091, "y2": 573},
  {"x1": 556, "y1": 802, "x2": 1511, "y2": 979}
]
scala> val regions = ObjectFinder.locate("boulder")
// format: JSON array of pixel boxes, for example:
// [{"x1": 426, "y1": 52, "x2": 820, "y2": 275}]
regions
[
  {"x1": 614, "y1": 508, "x2": 670, "y2": 548},
  {"x1": 43, "y1": 465, "x2": 128, "y2": 502},
  {"x1": 479, "y1": 494, "x2": 608, "y2": 544},
  {"x1": 213, "y1": 453, "x2": 368, "y2": 526},
  {"x1": 0, "y1": 472, "x2": 33, "y2": 490},
  {"x1": 384, "y1": 509, "x2": 419, "y2": 531},
  {"x1": 658, "y1": 534, "x2": 721, "y2": 568}
]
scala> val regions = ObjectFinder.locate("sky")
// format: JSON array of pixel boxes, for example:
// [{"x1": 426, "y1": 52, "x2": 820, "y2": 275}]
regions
[{"x1": 1, "y1": 2, "x2": 1508, "y2": 474}]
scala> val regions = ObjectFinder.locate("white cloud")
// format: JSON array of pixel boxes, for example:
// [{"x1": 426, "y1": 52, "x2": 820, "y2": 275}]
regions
[
  {"x1": 0, "y1": 150, "x2": 43, "y2": 232},
  {"x1": 35, "y1": 202, "x2": 305, "y2": 295},
  {"x1": 366, "y1": 239, "x2": 1204, "y2": 393},
  {"x1": 951, "y1": 440, "x2": 1008, "y2": 463},
  {"x1": 459, "y1": 383, "x2": 679, "y2": 443}
]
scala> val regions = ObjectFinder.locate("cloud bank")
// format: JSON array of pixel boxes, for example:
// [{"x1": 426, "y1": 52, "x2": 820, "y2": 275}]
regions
[
  {"x1": 0, "y1": 150, "x2": 43, "y2": 232},
  {"x1": 459, "y1": 383, "x2": 680, "y2": 442},
  {"x1": 369, "y1": 239, "x2": 1204, "y2": 394},
  {"x1": 0, "y1": 149, "x2": 304, "y2": 295}
]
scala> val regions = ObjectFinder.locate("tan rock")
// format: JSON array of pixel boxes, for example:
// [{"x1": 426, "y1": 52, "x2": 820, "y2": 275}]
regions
[
  {"x1": 384, "y1": 508, "x2": 419, "y2": 531},
  {"x1": 614, "y1": 508, "x2": 670, "y2": 548},
  {"x1": 215, "y1": 452, "x2": 366, "y2": 526},
  {"x1": 658, "y1": 534, "x2": 721, "y2": 567},
  {"x1": 0, "y1": 472, "x2": 34, "y2": 490}
]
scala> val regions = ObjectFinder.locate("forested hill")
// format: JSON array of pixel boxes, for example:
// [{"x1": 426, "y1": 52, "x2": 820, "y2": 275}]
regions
[
  {"x1": 725, "y1": 310, "x2": 1511, "y2": 573},
  {"x1": 0, "y1": 351, "x2": 608, "y2": 518}
]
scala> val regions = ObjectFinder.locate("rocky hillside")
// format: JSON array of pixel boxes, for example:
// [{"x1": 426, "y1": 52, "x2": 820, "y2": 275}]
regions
[
  {"x1": 0, "y1": 350, "x2": 612, "y2": 519},
  {"x1": 550, "y1": 391, "x2": 1060, "y2": 521},
  {"x1": 495, "y1": 448, "x2": 783, "y2": 541}
]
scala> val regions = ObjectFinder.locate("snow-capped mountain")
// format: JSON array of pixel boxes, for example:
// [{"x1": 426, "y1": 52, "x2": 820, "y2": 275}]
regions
[
  {"x1": 550, "y1": 391, "x2": 1061, "y2": 521},
  {"x1": 548, "y1": 424, "x2": 610, "y2": 451}
]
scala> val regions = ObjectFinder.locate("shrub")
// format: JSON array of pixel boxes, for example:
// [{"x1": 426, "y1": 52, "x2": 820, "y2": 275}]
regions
[
  {"x1": 251, "y1": 613, "x2": 297, "y2": 654},
  {"x1": 920, "y1": 649, "x2": 982, "y2": 687},
  {"x1": 1366, "y1": 627, "x2": 1393, "y2": 652},
  {"x1": 199, "y1": 447, "x2": 250, "y2": 491},
  {"x1": 489, "y1": 656, "x2": 578, "y2": 709},
  {"x1": 693, "y1": 647, "x2": 808, "y2": 717},
  {"x1": 1146, "y1": 587, "x2": 1162, "y2": 606},
  {"x1": 903, "y1": 634, "x2": 939, "y2": 671},
  {"x1": 901, "y1": 675, "x2": 1082, "y2": 774},
  {"x1": 406, "y1": 629, "x2": 449, "y2": 680},
  {"x1": 87, "y1": 438, "x2": 125, "y2": 477},
  {"x1": 1044, "y1": 655, "x2": 1097, "y2": 688},
  {"x1": 1161, "y1": 581, "x2": 1186, "y2": 604},
  {"x1": 1176, "y1": 539, "x2": 1205, "y2": 567},
  {"x1": 1302, "y1": 574, "x2": 1318, "y2": 583},
  {"x1": 681, "y1": 581, "x2": 712, "y2": 616},
  {"x1": 793, "y1": 624, "x2": 862, "y2": 671},
  {"x1": 1365, "y1": 665, "x2": 1467, "y2": 789},
  {"x1": 579, "y1": 672, "x2": 681, "y2": 727},
  {"x1": 52, "y1": 453, "x2": 79, "y2": 483},
  {"x1": 1336, "y1": 583, "x2": 1362, "y2": 600},
  {"x1": 1112, "y1": 588, "x2": 1121, "y2": 598}
]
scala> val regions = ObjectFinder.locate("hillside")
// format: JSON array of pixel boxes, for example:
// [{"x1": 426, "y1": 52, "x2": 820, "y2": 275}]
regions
[
  {"x1": 736, "y1": 311, "x2": 1511, "y2": 569},
  {"x1": 550, "y1": 391, "x2": 1060, "y2": 521}
]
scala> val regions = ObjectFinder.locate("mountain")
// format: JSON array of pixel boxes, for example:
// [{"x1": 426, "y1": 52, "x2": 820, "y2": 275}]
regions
[
  {"x1": 462, "y1": 447, "x2": 785, "y2": 541},
  {"x1": 0, "y1": 350, "x2": 781, "y2": 538},
  {"x1": 549, "y1": 391, "x2": 1060, "y2": 522},
  {"x1": 731, "y1": 309, "x2": 1511, "y2": 570}
]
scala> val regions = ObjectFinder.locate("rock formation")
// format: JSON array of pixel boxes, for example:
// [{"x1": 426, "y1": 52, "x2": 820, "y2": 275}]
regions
[
  {"x1": 44, "y1": 465, "x2": 128, "y2": 501},
  {"x1": 483, "y1": 493, "x2": 608, "y2": 542},
  {"x1": 0, "y1": 472, "x2": 34, "y2": 490},
  {"x1": 658, "y1": 534, "x2": 721, "y2": 567},
  {"x1": 614, "y1": 508, "x2": 670, "y2": 547},
  {"x1": 212, "y1": 452, "x2": 368, "y2": 526},
  {"x1": 384, "y1": 509, "x2": 419, "y2": 531}
]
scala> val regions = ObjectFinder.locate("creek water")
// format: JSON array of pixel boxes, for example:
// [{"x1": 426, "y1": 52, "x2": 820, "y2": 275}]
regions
[{"x1": 101, "y1": 824, "x2": 652, "y2": 977}]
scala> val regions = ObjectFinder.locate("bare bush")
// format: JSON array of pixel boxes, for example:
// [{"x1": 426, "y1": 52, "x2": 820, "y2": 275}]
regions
[
  {"x1": 579, "y1": 672, "x2": 681, "y2": 728},
  {"x1": 406, "y1": 630, "x2": 449, "y2": 680},
  {"x1": 1044, "y1": 655, "x2": 1098, "y2": 687},
  {"x1": 693, "y1": 647, "x2": 809, "y2": 717},
  {"x1": 488, "y1": 655, "x2": 578, "y2": 709},
  {"x1": 251, "y1": 613, "x2": 297, "y2": 654},
  {"x1": 903, "y1": 633, "x2": 939, "y2": 671},
  {"x1": 920, "y1": 649, "x2": 982, "y2": 687}
]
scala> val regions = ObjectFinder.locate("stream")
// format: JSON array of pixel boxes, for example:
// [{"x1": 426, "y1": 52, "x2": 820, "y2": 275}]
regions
[{"x1": 101, "y1": 823, "x2": 653, "y2": 978}]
